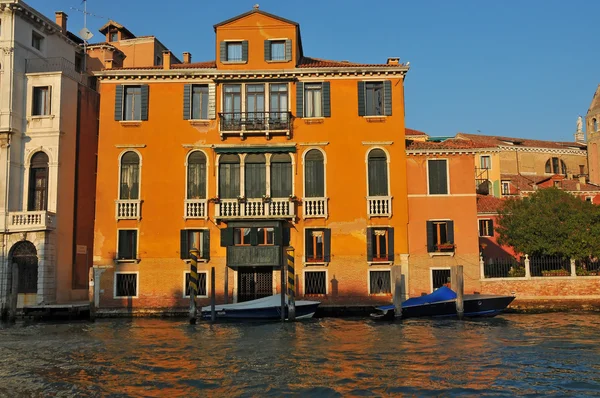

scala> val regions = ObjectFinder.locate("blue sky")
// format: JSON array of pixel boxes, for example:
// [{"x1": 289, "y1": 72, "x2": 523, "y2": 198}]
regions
[{"x1": 29, "y1": 0, "x2": 600, "y2": 141}]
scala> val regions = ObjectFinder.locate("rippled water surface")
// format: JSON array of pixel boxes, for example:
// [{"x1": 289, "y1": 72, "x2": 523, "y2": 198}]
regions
[{"x1": 1, "y1": 313, "x2": 600, "y2": 397}]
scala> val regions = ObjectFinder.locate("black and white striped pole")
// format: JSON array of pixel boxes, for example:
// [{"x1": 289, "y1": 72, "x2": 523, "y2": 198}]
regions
[
  {"x1": 188, "y1": 248, "x2": 199, "y2": 324},
  {"x1": 287, "y1": 247, "x2": 296, "y2": 321}
]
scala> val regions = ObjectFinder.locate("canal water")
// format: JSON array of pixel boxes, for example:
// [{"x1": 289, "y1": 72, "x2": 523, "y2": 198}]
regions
[{"x1": 1, "y1": 313, "x2": 599, "y2": 397}]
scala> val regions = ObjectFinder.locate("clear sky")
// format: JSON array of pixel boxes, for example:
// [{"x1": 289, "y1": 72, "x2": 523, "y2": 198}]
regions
[{"x1": 28, "y1": 0, "x2": 600, "y2": 142}]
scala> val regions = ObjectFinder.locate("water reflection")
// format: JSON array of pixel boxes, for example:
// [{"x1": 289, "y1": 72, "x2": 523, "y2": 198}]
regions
[{"x1": 1, "y1": 314, "x2": 600, "y2": 396}]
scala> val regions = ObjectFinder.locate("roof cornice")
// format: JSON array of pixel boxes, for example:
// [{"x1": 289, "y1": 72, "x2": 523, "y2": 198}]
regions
[{"x1": 497, "y1": 145, "x2": 587, "y2": 155}]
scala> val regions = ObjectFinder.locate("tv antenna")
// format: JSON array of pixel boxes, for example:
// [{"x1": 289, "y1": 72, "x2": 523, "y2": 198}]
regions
[{"x1": 69, "y1": 0, "x2": 108, "y2": 72}]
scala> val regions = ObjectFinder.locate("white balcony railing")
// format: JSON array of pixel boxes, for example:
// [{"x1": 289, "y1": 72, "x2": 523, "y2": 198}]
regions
[
  {"x1": 367, "y1": 196, "x2": 392, "y2": 217},
  {"x1": 216, "y1": 198, "x2": 294, "y2": 219},
  {"x1": 303, "y1": 197, "x2": 328, "y2": 219},
  {"x1": 115, "y1": 199, "x2": 141, "y2": 220},
  {"x1": 7, "y1": 211, "x2": 56, "y2": 232},
  {"x1": 185, "y1": 199, "x2": 207, "y2": 219}
]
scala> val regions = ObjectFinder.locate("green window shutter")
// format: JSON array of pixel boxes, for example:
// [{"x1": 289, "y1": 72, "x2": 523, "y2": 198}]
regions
[
  {"x1": 366, "y1": 228, "x2": 373, "y2": 261},
  {"x1": 357, "y1": 81, "x2": 365, "y2": 116},
  {"x1": 274, "y1": 226, "x2": 282, "y2": 246},
  {"x1": 114, "y1": 85, "x2": 124, "y2": 121},
  {"x1": 447, "y1": 221, "x2": 455, "y2": 244},
  {"x1": 183, "y1": 84, "x2": 191, "y2": 120},
  {"x1": 264, "y1": 39, "x2": 271, "y2": 61},
  {"x1": 208, "y1": 83, "x2": 216, "y2": 119},
  {"x1": 322, "y1": 82, "x2": 331, "y2": 117},
  {"x1": 220, "y1": 41, "x2": 226, "y2": 62},
  {"x1": 202, "y1": 230, "x2": 210, "y2": 260},
  {"x1": 387, "y1": 227, "x2": 394, "y2": 262},
  {"x1": 242, "y1": 40, "x2": 249, "y2": 62},
  {"x1": 384, "y1": 80, "x2": 392, "y2": 116},
  {"x1": 323, "y1": 228, "x2": 331, "y2": 262},
  {"x1": 305, "y1": 229, "x2": 313, "y2": 259},
  {"x1": 296, "y1": 82, "x2": 304, "y2": 118},
  {"x1": 250, "y1": 227, "x2": 259, "y2": 246},
  {"x1": 426, "y1": 221, "x2": 435, "y2": 252},
  {"x1": 180, "y1": 230, "x2": 189, "y2": 260},
  {"x1": 285, "y1": 39, "x2": 292, "y2": 61},
  {"x1": 282, "y1": 227, "x2": 290, "y2": 247},
  {"x1": 140, "y1": 85, "x2": 149, "y2": 121},
  {"x1": 132, "y1": 232, "x2": 138, "y2": 259},
  {"x1": 118, "y1": 230, "x2": 127, "y2": 258},
  {"x1": 489, "y1": 220, "x2": 494, "y2": 236},
  {"x1": 220, "y1": 227, "x2": 233, "y2": 247}
]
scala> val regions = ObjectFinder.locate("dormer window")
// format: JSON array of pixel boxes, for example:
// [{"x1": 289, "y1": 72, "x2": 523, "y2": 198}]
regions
[
  {"x1": 227, "y1": 42, "x2": 242, "y2": 61},
  {"x1": 264, "y1": 39, "x2": 292, "y2": 62},
  {"x1": 270, "y1": 41, "x2": 285, "y2": 60},
  {"x1": 110, "y1": 31, "x2": 118, "y2": 42},
  {"x1": 220, "y1": 40, "x2": 248, "y2": 63}
]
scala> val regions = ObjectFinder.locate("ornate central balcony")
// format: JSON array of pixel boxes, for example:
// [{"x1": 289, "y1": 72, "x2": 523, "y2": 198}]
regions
[
  {"x1": 7, "y1": 211, "x2": 56, "y2": 232},
  {"x1": 367, "y1": 196, "x2": 392, "y2": 218},
  {"x1": 216, "y1": 198, "x2": 294, "y2": 219},
  {"x1": 303, "y1": 197, "x2": 328, "y2": 219},
  {"x1": 218, "y1": 111, "x2": 292, "y2": 140},
  {"x1": 115, "y1": 199, "x2": 141, "y2": 220}
]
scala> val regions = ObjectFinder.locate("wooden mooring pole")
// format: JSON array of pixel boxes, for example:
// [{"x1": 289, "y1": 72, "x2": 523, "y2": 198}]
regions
[
  {"x1": 210, "y1": 266, "x2": 216, "y2": 322},
  {"x1": 393, "y1": 268, "x2": 403, "y2": 319},
  {"x1": 287, "y1": 247, "x2": 296, "y2": 321},
  {"x1": 188, "y1": 249, "x2": 199, "y2": 324},
  {"x1": 280, "y1": 261, "x2": 286, "y2": 322},
  {"x1": 88, "y1": 267, "x2": 96, "y2": 322},
  {"x1": 452, "y1": 265, "x2": 464, "y2": 319}
]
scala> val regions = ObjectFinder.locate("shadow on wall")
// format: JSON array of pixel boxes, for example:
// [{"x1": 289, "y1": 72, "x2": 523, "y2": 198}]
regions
[{"x1": 480, "y1": 237, "x2": 517, "y2": 259}]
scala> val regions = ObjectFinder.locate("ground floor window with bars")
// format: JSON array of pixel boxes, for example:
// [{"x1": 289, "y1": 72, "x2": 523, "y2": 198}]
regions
[
  {"x1": 369, "y1": 270, "x2": 391, "y2": 294},
  {"x1": 431, "y1": 269, "x2": 451, "y2": 291},
  {"x1": 114, "y1": 272, "x2": 138, "y2": 297},
  {"x1": 304, "y1": 270, "x2": 327, "y2": 295},
  {"x1": 184, "y1": 271, "x2": 208, "y2": 297}
]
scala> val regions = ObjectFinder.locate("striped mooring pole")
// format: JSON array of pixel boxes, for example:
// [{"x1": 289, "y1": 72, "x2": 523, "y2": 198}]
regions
[
  {"x1": 188, "y1": 249, "x2": 199, "y2": 324},
  {"x1": 287, "y1": 247, "x2": 296, "y2": 321}
]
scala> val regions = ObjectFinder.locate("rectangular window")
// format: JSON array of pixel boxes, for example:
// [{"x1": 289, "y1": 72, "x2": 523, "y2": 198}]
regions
[
  {"x1": 245, "y1": 84, "x2": 265, "y2": 125},
  {"x1": 223, "y1": 84, "x2": 242, "y2": 127},
  {"x1": 501, "y1": 181, "x2": 510, "y2": 195},
  {"x1": 123, "y1": 86, "x2": 142, "y2": 120},
  {"x1": 110, "y1": 31, "x2": 118, "y2": 42},
  {"x1": 369, "y1": 270, "x2": 391, "y2": 294},
  {"x1": 117, "y1": 230, "x2": 137, "y2": 260},
  {"x1": 580, "y1": 165, "x2": 585, "y2": 175},
  {"x1": 191, "y1": 85, "x2": 209, "y2": 120},
  {"x1": 269, "y1": 83, "x2": 288, "y2": 124},
  {"x1": 426, "y1": 221, "x2": 454, "y2": 253},
  {"x1": 184, "y1": 271, "x2": 207, "y2": 297},
  {"x1": 428, "y1": 159, "x2": 448, "y2": 195},
  {"x1": 586, "y1": 197, "x2": 594, "y2": 203},
  {"x1": 367, "y1": 227, "x2": 394, "y2": 262},
  {"x1": 270, "y1": 40, "x2": 286, "y2": 61},
  {"x1": 480, "y1": 155, "x2": 491, "y2": 169},
  {"x1": 32, "y1": 86, "x2": 51, "y2": 116},
  {"x1": 115, "y1": 272, "x2": 138, "y2": 297},
  {"x1": 305, "y1": 228, "x2": 331, "y2": 263},
  {"x1": 304, "y1": 271, "x2": 326, "y2": 295},
  {"x1": 257, "y1": 227, "x2": 275, "y2": 245},
  {"x1": 226, "y1": 42, "x2": 243, "y2": 62},
  {"x1": 365, "y1": 82, "x2": 384, "y2": 116},
  {"x1": 478, "y1": 219, "x2": 494, "y2": 237},
  {"x1": 181, "y1": 229, "x2": 209, "y2": 260},
  {"x1": 31, "y1": 31, "x2": 43, "y2": 51},
  {"x1": 305, "y1": 83, "x2": 323, "y2": 118},
  {"x1": 234, "y1": 228, "x2": 251, "y2": 246},
  {"x1": 432, "y1": 269, "x2": 451, "y2": 291}
]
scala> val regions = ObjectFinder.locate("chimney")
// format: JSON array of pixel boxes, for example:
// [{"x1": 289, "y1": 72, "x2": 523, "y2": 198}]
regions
[
  {"x1": 579, "y1": 176, "x2": 587, "y2": 185},
  {"x1": 183, "y1": 52, "x2": 192, "y2": 64},
  {"x1": 387, "y1": 57, "x2": 400, "y2": 65},
  {"x1": 55, "y1": 11, "x2": 68, "y2": 32},
  {"x1": 104, "y1": 59, "x2": 113, "y2": 69},
  {"x1": 163, "y1": 50, "x2": 171, "y2": 70},
  {"x1": 576, "y1": 182, "x2": 581, "y2": 191}
]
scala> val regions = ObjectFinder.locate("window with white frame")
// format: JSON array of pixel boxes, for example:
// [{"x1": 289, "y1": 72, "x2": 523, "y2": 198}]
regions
[
  {"x1": 270, "y1": 40, "x2": 286, "y2": 61},
  {"x1": 368, "y1": 149, "x2": 389, "y2": 196},
  {"x1": 304, "y1": 83, "x2": 323, "y2": 117},
  {"x1": 184, "y1": 271, "x2": 208, "y2": 297},
  {"x1": 191, "y1": 85, "x2": 209, "y2": 120},
  {"x1": 117, "y1": 230, "x2": 137, "y2": 260},
  {"x1": 226, "y1": 42, "x2": 243, "y2": 62},
  {"x1": 119, "y1": 151, "x2": 140, "y2": 200},
  {"x1": 32, "y1": 86, "x2": 51, "y2": 116},
  {"x1": 480, "y1": 155, "x2": 491, "y2": 169},
  {"x1": 367, "y1": 227, "x2": 393, "y2": 262},
  {"x1": 304, "y1": 149, "x2": 325, "y2": 198},
  {"x1": 218, "y1": 154, "x2": 240, "y2": 199},
  {"x1": 369, "y1": 270, "x2": 391, "y2": 294},
  {"x1": 501, "y1": 180, "x2": 510, "y2": 195},
  {"x1": 180, "y1": 229, "x2": 210, "y2": 260},
  {"x1": 115, "y1": 272, "x2": 138, "y2": 297},
  {"x1": 123, "y1": 86, "x2": 142, "y2": 121},
  {"x1": 304, "y1": 271, "x2": 326, "y2": 295},
  {"x1": 432, "y1": 269, "x2": 451, "y2": 291},
  {"x1": 187, "y1": 151, "x2": 206, "y2": 199}
]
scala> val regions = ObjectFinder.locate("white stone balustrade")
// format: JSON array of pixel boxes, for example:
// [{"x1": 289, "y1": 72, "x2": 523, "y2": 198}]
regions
[
  {"x1": 216, "y1": 198, "x2": 294, "y2": 219},
  {"x1": 303, "y1": 197, "x2": 328, "y2": 218},
  {"x1": 185, "y1": 199, "x2": 207, "y2": 219},
  {"x1": 115, "y1": 199, "x2": 141, "y2": 220},
  {"x1": 7, "y1": 211, "x2": 56, "y2": 232},
  {"x1": 367, "y1": 196, "x2": 392, "y2": 217}
]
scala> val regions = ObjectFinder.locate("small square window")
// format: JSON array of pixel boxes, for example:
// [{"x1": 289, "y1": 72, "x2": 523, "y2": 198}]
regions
[
  {"x1": 110, "y1": 31, "x2": 118, "y2": 42},
  {"x1": 432, "y1": 269, "x2": 451, "y2": 291},
  {"x1": 478, "y1": 219, "x2": 494, "y2": 237},
  {"x1": 32, "y1": 31, "x2": 43, "y2": 51},
  {"x1": 184, "y1": 271, "x2": 207, "y2": 298},
  {"x1": 32, "y1": 86, "x2": 51, "y2": 116},
  {"x1": 586, "y1": 197, "x2": 593, "y2": 203},
  {"x1": 226, "y1": 42, "x2": 242, "y2": 62},
  {"x1": 427, "y1": 221, "x2": 454, "y2": 253},
  {"x1": 257, "y1": 227, "x2": 275, "y2": 245},
  {"x1": 369, "y1": 270, "x2": 391, "y2": 294},
  {"x1": 115, "y1": 273, "x2": 138, "y2": 297},
  {"x1": 270, "y1": 41, "x2": 286, "y2": 61},
  {"x1": 117, "y1": 230, "x2": 137, "y2": 260},
  {"x1": 304, "y1": 271, "x2": 326, "y2": 295}
]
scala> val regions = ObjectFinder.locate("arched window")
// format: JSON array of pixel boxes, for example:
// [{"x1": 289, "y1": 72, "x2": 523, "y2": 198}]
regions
[
  {"x1": 119, "y1": 151, "x2": 140, "y2": 199},
  {"x1": 219, "y1": 154, "x2": 240, "y2": 199},
  {"x1": 368, "y1": 149, "x2": 389, "y2": 196},
  {"x1": 187, "y1": 151, "x2": 206, "y2": 199},
  {"x1": 271, "y1": 153, "x2": 292, "y2": 198},
  {"x1": 545, "y1": 157, "x2": 567, "y2": 175},
  {"x1": 244, "y1": 154, "x2": 266, "y2": 198},
  {"x1": 28, "y1": 151, "x2": 48, "y2": 211},
  {"x1": 304, "y1": 149, "x2": 324, "y2": 197}
]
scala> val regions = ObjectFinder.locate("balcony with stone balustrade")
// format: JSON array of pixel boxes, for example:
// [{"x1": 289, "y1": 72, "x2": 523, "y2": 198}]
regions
[
  {"x1": 215, "y1": 198, "x2": 294, "y2": 219},
  {"x1": 5, "y1": 211, "x2": 57, "y2": 232}
]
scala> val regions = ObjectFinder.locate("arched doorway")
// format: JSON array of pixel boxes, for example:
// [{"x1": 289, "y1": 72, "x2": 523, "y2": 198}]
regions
[{"x1": 10, "y1": 241, "x2": 38, "y2": 295}]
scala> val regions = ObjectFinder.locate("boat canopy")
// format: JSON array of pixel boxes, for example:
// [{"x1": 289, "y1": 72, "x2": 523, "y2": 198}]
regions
[{"x1": 401, "y1": 286, "x2": 457, "y2": 308}]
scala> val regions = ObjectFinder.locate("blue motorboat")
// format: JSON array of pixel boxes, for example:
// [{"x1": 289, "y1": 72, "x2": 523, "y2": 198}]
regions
[
  {"x1": 371, "y1": 286, "x2": 515, "y2": 320},
  {"x1": 200, "y1": 294, "x2": 320, "y2": 320}
]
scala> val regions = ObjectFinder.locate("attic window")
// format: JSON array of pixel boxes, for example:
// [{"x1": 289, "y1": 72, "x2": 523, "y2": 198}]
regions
[{"x1": 110, "y1": 31, "x2": 118, "y2": 42}]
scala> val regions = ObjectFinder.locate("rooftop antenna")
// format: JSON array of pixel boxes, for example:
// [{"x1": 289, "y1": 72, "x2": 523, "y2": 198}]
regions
[{"x1": 70, "y1": 0, "x2": 107, "y2": 73}]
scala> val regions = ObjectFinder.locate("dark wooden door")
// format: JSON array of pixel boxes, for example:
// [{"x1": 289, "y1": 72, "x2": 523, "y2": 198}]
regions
[
  {"x1": 12, "y1": 241, "x2": 38, "y2": 294},
  {"x1": 238, "y1": 267, "x2": 273, "y2": 302}
]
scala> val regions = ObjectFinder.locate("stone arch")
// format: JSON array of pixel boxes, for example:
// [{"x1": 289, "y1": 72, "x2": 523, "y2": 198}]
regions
[{"x1": 9, "y1": 240, "x2": 38, "y2": 294}]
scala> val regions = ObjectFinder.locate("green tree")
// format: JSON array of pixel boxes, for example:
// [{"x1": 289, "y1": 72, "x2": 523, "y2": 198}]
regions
[{"x1": 496, "y1": 187, "x2": 600, "y2": 259}]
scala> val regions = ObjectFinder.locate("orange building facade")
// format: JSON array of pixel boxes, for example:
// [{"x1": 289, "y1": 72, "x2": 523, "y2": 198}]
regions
[{"x1": 92, "y1": 9, "x2": 410, "y2": 312}]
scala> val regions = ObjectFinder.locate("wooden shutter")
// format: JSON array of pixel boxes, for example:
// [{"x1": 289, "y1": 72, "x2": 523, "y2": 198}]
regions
[
  {"x1": 322, "y1": 82, "x2": 331, "y2": 117},
  {"x1": 219, "y1": 41, "x2": 226, "y2": 62},
  {"x1": 264, "y1": 39, "x2": 271, "y2": 61},
  {"x1": 202, "y1": 230, "x2": 210, "y2": 260},
  {"x1": 296, "y1": 82, "x2": 304, "y2": 118},
  {"x1": 387, "y1": 227, "x2": 394, "y2": 262},
  {"x1": 426, "y1": 221, "x2": 435, "y2": 252},
  {"x1": 131, "y1": 231, "x2": 138, "y2": 259},
  {"x1": 140, "y1": 85, "x2": 149, "y2": 121},
  {"x1": 220, "y1": 227, "x2": 233, "y2": 247},
  {"x1": 285, "y1": 39, "x2": 292, "y2": 61},
  {"x1": 324, "y1": 228, "x2": 331, "y2": 262},
  {"x1": 357, "y1": 81, "x2": 365, "y2": 116},
  {"x1": 366, "y1": 228, "x2": 373, "y2": 261},
  {"x1": 274, "y1": 226, "x2": 282, "y2": 246},
  {"x1": 282, "y1": 227, "x2": 290, "y2": 246},
  {"x1": 183, "y1": 84, "x2": 191, "y2": 120},
  {"x1": 428, "y1": 160, "x2": 448, "y2": 195},
  {"x1": 208, "y1": 83, "x2": 216, "y2": 119},
  {"x1": 118, "y1": 230, "x2": 127, "y2": 258},
  {"x1": 447, "y1": 221, "x2": 455, "y2": 244},
  {"x1": 305, "y1": 229, "x2": 313, "y2": 259},
  {"x1": 384, "y1": 80, "x2": 392, "y2": 116},
  {"x1": 489, "y1": 220, "x2": 494, "y2": 236},
  {"x1": 114, "y1": 85, "x2": 124, "y2": 121},
  {"x1": 250, "y1": 227, "x2": 259, "y2": 246},
  {"x1": 180, "y1": 230, "x2": 189, "y2": 259},
  {"x1": 241, "y1": 40, "x2": 249, "y2": 62}
]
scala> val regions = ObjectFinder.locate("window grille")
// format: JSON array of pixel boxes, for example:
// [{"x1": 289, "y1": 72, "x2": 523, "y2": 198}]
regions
[
  {"x1": 305, "y1": 271, "x2": 326, "y2": 295},
  {"x1": 370, "y1": 270, "x2": 391, "y2": 294},
  {"x1": 115, "y1": 273, "x2": 137, "y2": 297}
]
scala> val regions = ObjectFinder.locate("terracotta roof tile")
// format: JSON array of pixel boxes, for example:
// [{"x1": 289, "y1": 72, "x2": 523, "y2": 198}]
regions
[
  {"x1": 107, "y1": 61, "x2": 217, "y2": 71},
  {"x1": 405, "y1": 128, "x2": 427, "y2": 136},
  {"x1": 477, "y1": 195, "x2": 506, "y2": 213},
  {"x1": 457, "y1": 133, "x2": 586, "y2": 151},
  {"x1": 406, "y1": 138, "x2": 480, "y2": 150},
  {"x1": 298, "y1": 57, "x2": 406, "y2": 68}
]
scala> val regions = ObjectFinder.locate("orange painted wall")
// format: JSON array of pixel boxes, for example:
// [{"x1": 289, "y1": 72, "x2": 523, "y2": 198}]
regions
[{"x1": 406, "y1": 154, "x2": 481, "y2": 296}]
